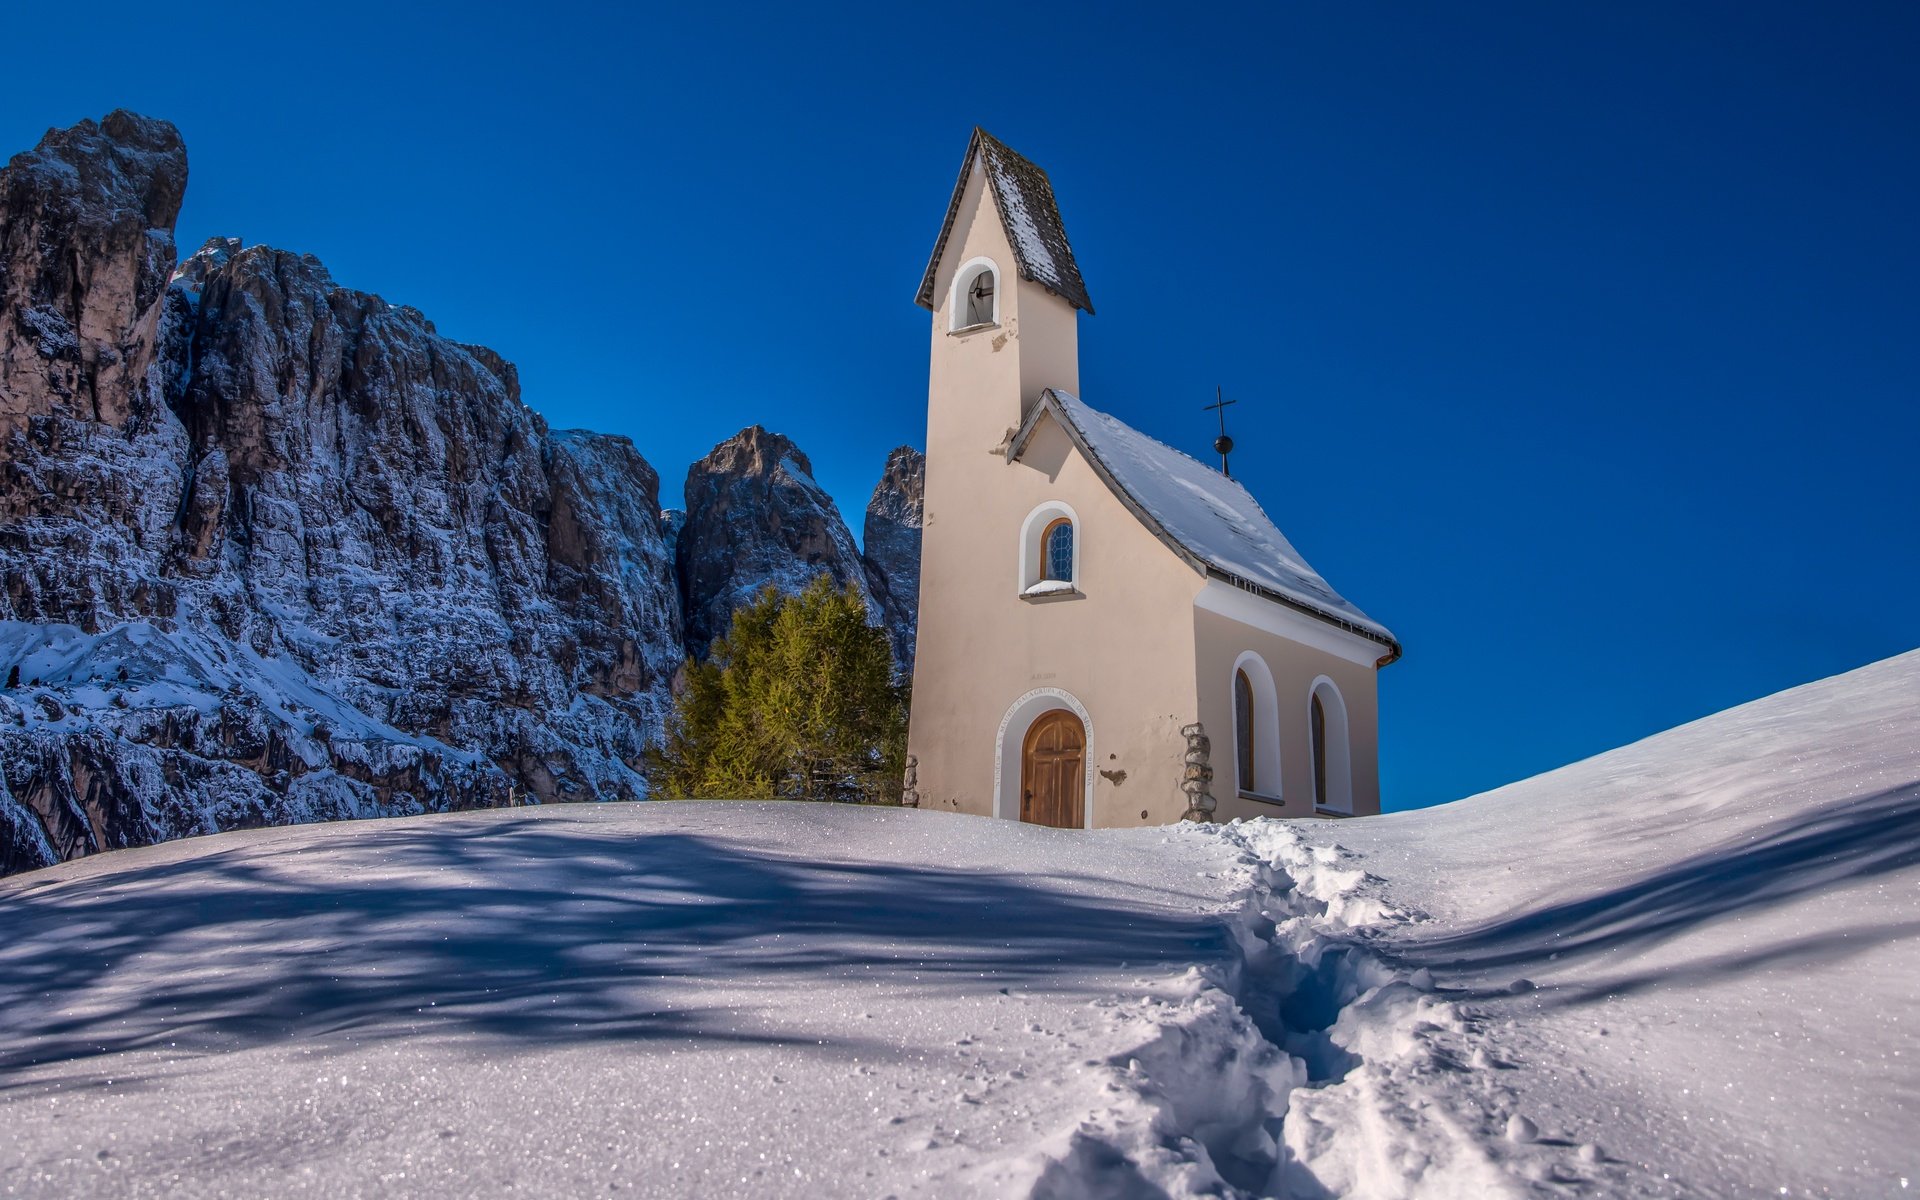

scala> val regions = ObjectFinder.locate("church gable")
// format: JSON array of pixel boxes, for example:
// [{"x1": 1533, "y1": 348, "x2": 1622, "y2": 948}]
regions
[
  {"x1": 916, "y1": 128, "x2": 1094, "y2": 315},
  {"x1": 1006, "y1": 389, "x2": 1400, "y2": 659}
]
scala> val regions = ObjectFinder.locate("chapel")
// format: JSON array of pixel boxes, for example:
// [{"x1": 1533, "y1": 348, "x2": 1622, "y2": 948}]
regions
[{"x1": 904, "y1": 129, "x2": 1400, "y2": 826}]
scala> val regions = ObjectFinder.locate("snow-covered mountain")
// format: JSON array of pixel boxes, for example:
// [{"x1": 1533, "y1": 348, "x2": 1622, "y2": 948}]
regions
[
  {"x1": 0, "y1": 651, "x2": 1909, "y2": 1196},
  {"x1": 0, "y1": 112, "x2": 921, "y2": 875}
]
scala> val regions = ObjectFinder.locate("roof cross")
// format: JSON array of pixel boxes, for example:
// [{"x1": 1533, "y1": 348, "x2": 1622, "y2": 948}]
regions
[{"x1": 1204, "y1": 387, "x2": 1238, "y2": 477}]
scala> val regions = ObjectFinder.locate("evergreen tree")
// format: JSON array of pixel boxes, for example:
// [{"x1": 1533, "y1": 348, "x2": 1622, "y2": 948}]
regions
[
  {"x1": 651, "y1": 576, "x2": 907, "y2": 803},
  {"x1": 5, "y1": 665, "x2": 17, "y2": 690}
]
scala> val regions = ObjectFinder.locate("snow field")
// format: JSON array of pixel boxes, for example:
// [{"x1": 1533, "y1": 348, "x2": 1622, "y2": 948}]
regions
[
  {"x1": 1015, "y1": 814, "x2": 1540, "y2": 1198},
  {"x1": 2, "y1": 648, "x2": 1912, "y2": 1197},
  {"x1": 1185, "y1": 821, "x2": 1545, "y2": 1199},
  {"x1": 0, "y1": 803, "x2": 1337, "y2": 1198},
  {"x1": 1222, "y1": 822, "x2": 1543, "y2": 1199},
  {"x1": 1289, "y1": 648, "x2": 1920, "y2": 1198}
]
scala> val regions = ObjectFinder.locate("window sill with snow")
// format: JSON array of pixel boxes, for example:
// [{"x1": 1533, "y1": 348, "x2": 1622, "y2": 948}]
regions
[{"x1": 1019, "y1": 580, "x2": 1083, "y2": 603}]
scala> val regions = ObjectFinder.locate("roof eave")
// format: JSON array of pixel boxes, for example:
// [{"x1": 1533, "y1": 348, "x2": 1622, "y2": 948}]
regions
[
  {"x1": 1032, "y1": 278, "x2": 1094, "y2": 316},
  {"x1": 915, "y1": 129, "x2": 987, "y2": 311},
  {"x1": 1203, "y1": 568, "x2": 1402, "y2": 667}
]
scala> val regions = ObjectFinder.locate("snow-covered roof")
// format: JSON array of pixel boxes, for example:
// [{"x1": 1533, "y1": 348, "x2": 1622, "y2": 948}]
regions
[
  {"x1": 1008, "y1": 390, "x2": 1399, "y2": 656},
  {"x1": 916, "y1": 128, "x2": 1094, "y2": 315}
]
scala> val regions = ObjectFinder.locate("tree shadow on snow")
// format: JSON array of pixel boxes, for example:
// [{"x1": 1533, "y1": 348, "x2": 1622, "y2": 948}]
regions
[
  {"x1": 0, "y1": 815, "x2": 1227, "y2": 1085},
  {"x1": 1401, "y1": 782, "x2": 1920, "y2": 1006}
]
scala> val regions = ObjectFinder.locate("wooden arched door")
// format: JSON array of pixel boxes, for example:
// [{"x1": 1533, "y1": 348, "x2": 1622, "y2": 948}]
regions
[{"x1": 1021, "y1": 710, "x2": 1086, "y2": 828}]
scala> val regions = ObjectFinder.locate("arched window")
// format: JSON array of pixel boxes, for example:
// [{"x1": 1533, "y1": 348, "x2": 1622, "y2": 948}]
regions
[
  {"x1": 1234, "y1": 669, "x2": 1257, "y2": 792},
  {"x1": 1311, "y1": 692, "x2": 1328, "y2": 809},
  {"x1": 950, "y1": 258, "x2": 1000, "y2": 331},
  {"x1": 1231, "y1": 652, "x2": 1281, "y2": 801},
  {"x1": 1308, "y1": 677, "x2": 1353, "y2": 814},
  {"x1": 1043, "y1": 518, "x2": 1073, "y2": 582},
  {"x1": 966, "y1": 270, "x2": 995, "y2": 326},
  {"x1": 1018, "y1": 501, "x2": 1081, "y2": 598}
]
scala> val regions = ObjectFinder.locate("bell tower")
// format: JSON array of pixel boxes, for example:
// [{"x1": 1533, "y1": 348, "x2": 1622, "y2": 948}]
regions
[
  {"x1": 915, "y1": 128, "x2": 1091, "y2": 470},
  {"x1": 907, "y1": 129, "x2": 1095, "y2": 810}
]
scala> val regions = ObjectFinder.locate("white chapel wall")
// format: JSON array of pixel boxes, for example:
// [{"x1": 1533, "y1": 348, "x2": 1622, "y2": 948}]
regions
[
  {"x1": 909, "y1": 403, "x2": 1205, "y2": 825},
  {"x1": 1192, "y1": 599, "x2": 1384, "y2": 819}
]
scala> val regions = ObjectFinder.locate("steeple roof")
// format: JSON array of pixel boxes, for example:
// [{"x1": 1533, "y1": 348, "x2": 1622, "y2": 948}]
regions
[
  {"x1": 1007, "y1": 389, "x2": 1400, "y2": 661},
  {"x1": 916, "y1": 128, "x2": 1094, "y2": 315}
]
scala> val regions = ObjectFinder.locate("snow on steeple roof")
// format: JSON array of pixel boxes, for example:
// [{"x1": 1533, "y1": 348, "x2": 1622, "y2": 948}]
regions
[
  {"x1": 1007, "y1": 389, "x2": 1400, "y2": 659},
  {"x1": 916, "y1": 128, "x2": 1094, "y2": 315}
]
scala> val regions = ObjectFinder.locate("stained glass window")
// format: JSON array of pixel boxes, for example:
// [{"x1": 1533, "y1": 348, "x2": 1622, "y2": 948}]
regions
[{"x1": 1044, "y1": 520, "x2": 1073, "y2": 582}]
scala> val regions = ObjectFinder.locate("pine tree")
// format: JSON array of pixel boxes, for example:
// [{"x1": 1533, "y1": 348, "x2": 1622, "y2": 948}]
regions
[
  {"x1": 4, "y1": 665, "x2": 17, "y2": 690},
  {"x1": 650, "y1": 576, "x2": 907, "y2": 803}
]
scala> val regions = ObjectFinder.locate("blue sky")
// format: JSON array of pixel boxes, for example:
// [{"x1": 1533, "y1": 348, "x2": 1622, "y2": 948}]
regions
[{"x1": 7, "y1": 1, "x2": 1916, "y2": 810}]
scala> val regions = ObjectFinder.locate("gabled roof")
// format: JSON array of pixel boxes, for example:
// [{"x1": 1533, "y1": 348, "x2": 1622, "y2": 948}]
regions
[
  {"x1": 916, "y1": 128, "x2": 1094, "y2": 315},
  {"x1": 1007, "y1": 390, "x2": 1400, "y2": 661}
]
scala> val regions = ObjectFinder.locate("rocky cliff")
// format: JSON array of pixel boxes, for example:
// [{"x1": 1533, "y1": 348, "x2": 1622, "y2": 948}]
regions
[
  {"x1": 0, "y1": 110, "x2": 185, "y2": 441},
  {"x1": 0, "y1": 112, "x2": 922, "y2": 875},
  {"x1": 676, "y1": 426, "x2": 878, "y2": 657},
  {"x1": 861, "y1": 447, "x2": 925, "y2": 672}
]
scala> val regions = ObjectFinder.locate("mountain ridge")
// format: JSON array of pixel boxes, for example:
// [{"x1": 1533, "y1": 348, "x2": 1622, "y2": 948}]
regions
[{"x1": 0, "y1": 110, "x2": 923, "y2": 875}]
